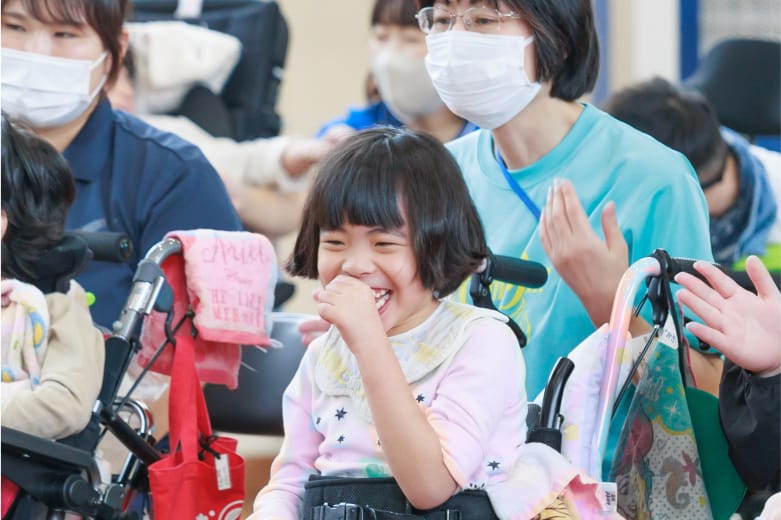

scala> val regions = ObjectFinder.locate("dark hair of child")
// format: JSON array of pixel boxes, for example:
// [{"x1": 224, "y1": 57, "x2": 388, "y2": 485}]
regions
[
  {"x1": 288, "y1": 126, "x2": 488, "y2": 297},
  {"x1": 1, "y1": 113, "x2": 76, "y2": 282}
]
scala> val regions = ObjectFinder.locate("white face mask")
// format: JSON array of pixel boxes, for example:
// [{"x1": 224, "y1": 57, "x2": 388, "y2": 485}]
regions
[
  {"x1": 1, "y1": 48, "x2": 108, "y2": 129},
  {"x1": 370, "y1": 48, "x2": 445, "y2": 125},
  {"x1": 424, "y1": 31, "x2": 541, "y2": 129}
]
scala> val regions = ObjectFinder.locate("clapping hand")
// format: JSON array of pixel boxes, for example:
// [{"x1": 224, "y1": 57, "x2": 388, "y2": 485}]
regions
[{"x1": 675, "y1": 256, "x2": 781, "y2": 377}]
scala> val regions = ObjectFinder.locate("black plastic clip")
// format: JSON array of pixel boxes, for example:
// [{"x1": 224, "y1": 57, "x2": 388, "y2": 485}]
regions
[{"x1": 469, "y1": 257, "x2": 527, "y2": 348}]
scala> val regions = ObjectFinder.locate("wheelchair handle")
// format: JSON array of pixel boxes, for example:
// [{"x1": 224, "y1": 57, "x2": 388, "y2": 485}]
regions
[
  {"x1": 65, "y1": 231, "x2": 133, "y2": 263},
  {"x1": 112, "y1": 237, "x2": 182, "y2": 340},
  {"x1": 480, "y1": 252, "x2": 548, "y2": 289},
  {"x1": 540, "y1": 357, "x2": 575, "y2": 430}
]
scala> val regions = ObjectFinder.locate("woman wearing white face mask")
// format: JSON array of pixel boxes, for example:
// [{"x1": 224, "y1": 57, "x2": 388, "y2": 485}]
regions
[
  {"x1": 418, "y1": 0, "x2": 714, "y2": 397},
  {"x1": 1, "y1": 0, "x2": 242, "y2": 328},
  {"x1": 317, "y1": 0, "x2": 477, "y2": 144}
]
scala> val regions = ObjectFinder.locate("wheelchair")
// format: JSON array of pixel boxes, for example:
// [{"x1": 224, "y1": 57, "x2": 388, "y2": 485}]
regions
[
  {"x1": 2, "y1": 231, "x2": 292, "y2": 519},
  {"x1": 2, "y1": 234, "x2": 188, "y2": 519},
  {"x1": 2, "y1": 237, "x2": 751, "y2": 519}
]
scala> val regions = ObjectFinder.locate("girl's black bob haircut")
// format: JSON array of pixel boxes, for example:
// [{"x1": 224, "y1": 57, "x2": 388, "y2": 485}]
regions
[
  {"x1": 288, "y1": 127, "x2": 488, "y2": 298},
  {"x1": 1, "y1": 113, "x2": 76, "y2": 283},
  {"x1": 416, "y1": 0, "x2": 599, "y2": 101}
]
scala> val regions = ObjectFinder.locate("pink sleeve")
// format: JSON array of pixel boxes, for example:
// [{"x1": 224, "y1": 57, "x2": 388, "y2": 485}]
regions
[
  {"x1": 425, "y1": 320, "x2": 526, "y2": 488},
  {"x1": 251, "y1": 342, "x2": 324, "y2": 519}
]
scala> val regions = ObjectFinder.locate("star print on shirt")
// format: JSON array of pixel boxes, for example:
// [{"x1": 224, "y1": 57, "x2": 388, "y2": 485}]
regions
[
  {"x1": 335, "y1": 408, "x2": 347, "y2": 420},
  {"x1": 337, "y1": 435, "x2": 345, "y2": 444},
  {"x1": 488, "y1": 461, "x2": 500, "y2": 470},
  {"x1": 415, "y1": 394, "x2": 425, "y2": 402}
]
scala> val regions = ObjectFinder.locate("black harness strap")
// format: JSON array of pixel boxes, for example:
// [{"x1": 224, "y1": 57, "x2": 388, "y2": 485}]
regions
[{"x1": 303, "y1": 476, "x2": 497, "y2": 520}]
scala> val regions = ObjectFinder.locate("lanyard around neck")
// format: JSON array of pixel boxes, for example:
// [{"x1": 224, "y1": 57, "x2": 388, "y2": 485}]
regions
[{"x1": 494, "y1": 146, "x2": 541, "y2": 221}]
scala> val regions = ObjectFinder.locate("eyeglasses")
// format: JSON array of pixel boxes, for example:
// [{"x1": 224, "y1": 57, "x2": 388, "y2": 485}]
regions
[
  {"x1": 415, "y1": 6, "x2": 521, "y2": 35},
  {"x1": 699, "y1": 149, "x2": 730, "y2": 190}
]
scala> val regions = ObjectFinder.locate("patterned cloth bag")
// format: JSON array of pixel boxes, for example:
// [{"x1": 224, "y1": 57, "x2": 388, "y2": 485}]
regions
[{"x1": 608, "y1": 313, "x2": 745, "y2": 520}]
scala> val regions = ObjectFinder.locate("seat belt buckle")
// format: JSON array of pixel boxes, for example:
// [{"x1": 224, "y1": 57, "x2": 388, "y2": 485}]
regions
[{"x1": 312, "y1": 502, "x2": 368, "y2": 520}]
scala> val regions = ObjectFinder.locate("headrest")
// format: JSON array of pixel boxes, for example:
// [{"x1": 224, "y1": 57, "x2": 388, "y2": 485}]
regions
[
  {"x1": 684, "y1": 38, "x2": 781, "y2": 136},
  {"x1": 32, "y1": 234, "x2": 92, "y2": 294},
  {"x1": 127, "y1": 21, "x2": 242, "y2": 114}
]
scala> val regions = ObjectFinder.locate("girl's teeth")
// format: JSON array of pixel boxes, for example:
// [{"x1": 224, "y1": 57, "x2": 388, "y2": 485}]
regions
[{"x1": 375, "y1": 291, "x2": 390, "y2": 309}]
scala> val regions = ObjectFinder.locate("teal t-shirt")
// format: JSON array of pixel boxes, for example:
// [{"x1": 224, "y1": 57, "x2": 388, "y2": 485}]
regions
[{"x1": 447, "y1": 103, "x2": 714, "y2": 396}]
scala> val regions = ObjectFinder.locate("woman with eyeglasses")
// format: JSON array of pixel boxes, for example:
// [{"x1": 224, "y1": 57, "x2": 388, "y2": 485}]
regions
[
  {"x1": 0, "y1": 0, "x2": 242, "y2": 327},
  {"x1": 317, "y1": 0, "x2": 478, "y2": 145},
  {"x1": 417, "y1": 0, "x2": 714, "y2": 398}
]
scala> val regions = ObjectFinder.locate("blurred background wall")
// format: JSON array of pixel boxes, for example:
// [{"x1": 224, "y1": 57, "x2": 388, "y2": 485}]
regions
[{"x1": 276, "y1": 0, "x2": 374, "y2": 137}]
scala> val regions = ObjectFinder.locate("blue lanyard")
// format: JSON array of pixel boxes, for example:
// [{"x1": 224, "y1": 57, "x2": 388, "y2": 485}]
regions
[{"x1": 494, "y1": 147, "x2": 541, "y2": 221}]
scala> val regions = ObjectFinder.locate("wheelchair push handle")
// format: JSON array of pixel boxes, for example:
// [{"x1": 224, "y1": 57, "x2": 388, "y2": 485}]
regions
[
  {"x1": 664, "y1": 255, "x2": 726, "y2": 282},
  {"x1": 111, "y1": 237, "x2": 182, "y2": 340},
  {"x1": 65, "y1": 231, "x2": 134, "y2": 263},
  {"x1": 527, "y1": 357, "x2": 575, "y2": 453},
  {"x1": 479, "y1": 252, "x2": 548, "y2": 288}
]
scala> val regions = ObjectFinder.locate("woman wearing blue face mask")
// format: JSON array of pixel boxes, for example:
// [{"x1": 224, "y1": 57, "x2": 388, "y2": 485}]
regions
[
  {"x1": 317, "y1": 0, "x2": 478, "y2": 145},
  {"x1": 417, "y1": 0, "x2": 714, "y2": 397},
  {"x1": 1, "y1": 0, "x2": 242, "y2": 327}
]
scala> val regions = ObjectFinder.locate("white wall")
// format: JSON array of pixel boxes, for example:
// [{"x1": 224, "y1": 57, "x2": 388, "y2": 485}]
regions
[
  {"x1": 275, "y1": 0, "x2": 373, "y2": 137},
  {"x1": 274, "y1": 1, "x2": 374, "y2": 315},
  {"x1": 610, "y1": 0, "x2": 680, "y2": 91}
]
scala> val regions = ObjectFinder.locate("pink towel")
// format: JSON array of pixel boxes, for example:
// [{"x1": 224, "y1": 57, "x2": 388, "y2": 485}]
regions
[{"x1": 138, "y1": 230, "x2": 276, "y2": 389}]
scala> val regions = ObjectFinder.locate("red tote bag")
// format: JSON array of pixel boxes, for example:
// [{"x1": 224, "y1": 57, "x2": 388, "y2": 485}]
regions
[{"x1": 148, "y1": 332, "x2": 245, "y2": 520}]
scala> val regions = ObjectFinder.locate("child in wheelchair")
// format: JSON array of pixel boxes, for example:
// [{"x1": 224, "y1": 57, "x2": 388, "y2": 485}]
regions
[
  {"x1": 1, "y1": 114, "x2": 105, "y2": 514},
  {"x1": 252, "y1": 128, "x2": 610, "y2": 520},
  {"x1": 1, "y1": 114, "x2": 105, "y2": 440}
]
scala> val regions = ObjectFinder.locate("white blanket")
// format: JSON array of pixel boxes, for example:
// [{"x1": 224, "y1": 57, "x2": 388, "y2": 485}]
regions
[{"x1": 127, "y1": 21, "x2": 242, "y2": 114}]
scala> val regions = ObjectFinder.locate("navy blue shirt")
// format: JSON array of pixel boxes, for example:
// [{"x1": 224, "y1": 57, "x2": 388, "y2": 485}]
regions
[{"x1": 64, "y1": 98, "x2": 242, "y2": 327}]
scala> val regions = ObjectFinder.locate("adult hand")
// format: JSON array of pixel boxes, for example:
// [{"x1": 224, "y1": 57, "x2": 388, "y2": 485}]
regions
[
  {"x1": 539, "y1": 178, "x2": 628, "y2": 327},
  {"x1": 758, "y1": 491, "x2": 781, "y2": 520},
  {"x1": 675, "y1": 255, "x2": 781, "y2": 377},
  {"x1": 280, "y1": 137, "x2": 334, "y2": 178},
  {"x1": 298, "y1": 317, "x2": 330, "y2": 347},
  {"x1": 319, "y1": 124, "x2": 356, "y2": 146},
  {"x1": 313, "y1": 274, "x2": 385, "y2": 353}
]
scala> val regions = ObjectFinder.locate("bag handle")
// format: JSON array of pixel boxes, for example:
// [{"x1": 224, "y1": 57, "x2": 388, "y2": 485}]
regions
[{"x1": 168, "y1": 328, "x2": 214, "y2": 462}]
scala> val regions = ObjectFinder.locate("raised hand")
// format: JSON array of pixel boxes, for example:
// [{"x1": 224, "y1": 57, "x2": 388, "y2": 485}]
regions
[
  {"x1": 313, "y1": 274, "x2": 386, "y2": 353},
  {"x1": 298, "y1": 316, "x2": 331, "y2": 347},
  {"x1": 539, "y1": 178, "x2": 628, "y2": 327},
  {"x1": 675, "y1": 256, "x2": 781, "y2": 377},
  {"x1": 280, "y1": 137, "x2": 335, "y2": 177}
]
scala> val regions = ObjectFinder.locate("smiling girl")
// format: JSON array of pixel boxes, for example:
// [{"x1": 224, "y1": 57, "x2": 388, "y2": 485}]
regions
[{"x1": 251, "y1": 127, "x2": 526, "y2": 518}]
